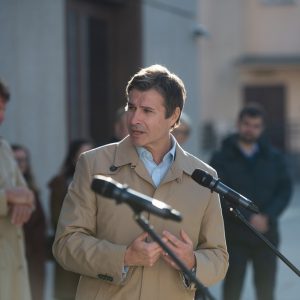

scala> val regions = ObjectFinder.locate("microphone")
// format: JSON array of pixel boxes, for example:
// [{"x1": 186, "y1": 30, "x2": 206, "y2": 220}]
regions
[
  {"x1": 191, "y1": 169, "x2": 259, "y2": 213},
  {"x1": 91, "y1": 175, "x2": 182, "y2": 222}
]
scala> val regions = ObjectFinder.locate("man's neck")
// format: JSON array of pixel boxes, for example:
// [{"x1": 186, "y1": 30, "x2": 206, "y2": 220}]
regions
[
  {"x1": 145, "y1": 137, "x2": 173, "y2": 165},
  {"x1": 238, "y1": 140, "x2": 258, "y2": 156}
]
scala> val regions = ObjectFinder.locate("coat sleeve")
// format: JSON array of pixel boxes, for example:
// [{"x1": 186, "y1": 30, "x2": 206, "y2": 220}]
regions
[
  {"x1": 193, "y1": 182, "x2": 229, "y2": 287},
  {"x1": 52, "y1": 153, "x2": 128, "y2": 285},
  {"x1": 0, "y1": 141, "x2": 27, "y2": 216},
  {"x1": 0, "y1": 189, "x2": 8, "y2": 216}
]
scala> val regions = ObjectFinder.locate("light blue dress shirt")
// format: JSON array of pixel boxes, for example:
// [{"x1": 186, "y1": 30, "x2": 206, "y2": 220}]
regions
[{"x1": 136, "y1": 136, "x2": 176, "y2": 187}]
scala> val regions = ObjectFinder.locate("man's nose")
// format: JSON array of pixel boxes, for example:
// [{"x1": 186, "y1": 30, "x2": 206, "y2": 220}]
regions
[{"x1": 129, "y1": 110, "x2": 141, "y2": 124}]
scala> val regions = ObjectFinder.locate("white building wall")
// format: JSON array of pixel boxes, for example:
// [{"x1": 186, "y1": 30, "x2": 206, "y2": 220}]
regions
[
  {"x1": 142, "y1": 0, "x2": 201, "y2": 156},
  {"x1": 198, "y1": 0, "x2": 247, "y2": 144},
  {"x1": 0, "y1": 0, "x2": 66, "y2": 216},
  {"x1": 245, "y1": 0, "x2": 300, "y2": 54}
]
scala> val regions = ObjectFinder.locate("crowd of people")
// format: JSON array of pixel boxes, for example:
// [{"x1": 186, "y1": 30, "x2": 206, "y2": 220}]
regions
[{"x1": 0, "y1": 64, "x2": 293, "y2": 300}]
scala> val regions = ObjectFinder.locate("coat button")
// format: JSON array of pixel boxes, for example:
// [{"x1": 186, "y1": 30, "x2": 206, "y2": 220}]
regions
[
  {"x1": 109, "y1": 165, "x2": 118, "y2": 172},
  {"x1": 97, "y1": 274, "x2": 113, "y2": 282}
]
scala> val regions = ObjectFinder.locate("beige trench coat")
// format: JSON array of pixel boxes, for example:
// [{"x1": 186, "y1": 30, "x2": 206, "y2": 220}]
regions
[
  {"x1": 0, "y1": 138, "x2": 31, "y2": 300},
  {"x1": 53, "y1": 137, "x2": 228, "y2": 300}
]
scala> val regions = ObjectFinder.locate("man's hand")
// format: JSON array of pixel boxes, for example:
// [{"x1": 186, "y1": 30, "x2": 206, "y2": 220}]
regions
[
  {"x1": 10, "y1": 203, "x2": 33, "y2": 226},
  {"x1": 250, "y1": 214, "x2": 269, "y2": 233},
  {"x1": 162, "y1": 229, "x2": 195, "y2": 270},
  {"x1": 124, "y1": 232, "x2": 164, "y2": 267},
  {"x1": 6, "y1": 187, "x2": 34, "y2": 206}
]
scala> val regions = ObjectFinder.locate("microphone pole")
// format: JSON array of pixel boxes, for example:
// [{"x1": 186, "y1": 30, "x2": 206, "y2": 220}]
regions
[
  {"x1": 134, "y1": 214, "x2": 215, "y2": 300},
  {"x1": 192, "y1": 169, "x2": 300, "y2": 277},
  {"x1": 226, "y1": 203, "x2": 300, "y2": 277}
]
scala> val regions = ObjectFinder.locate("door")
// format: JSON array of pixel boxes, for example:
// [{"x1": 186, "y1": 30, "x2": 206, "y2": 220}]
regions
[
  {"x1": 243, "y1": 85, "x2": 286, "y2": 151},
  {"x1": 66, "y1": 0, "x2": 142, "y2": 145}
]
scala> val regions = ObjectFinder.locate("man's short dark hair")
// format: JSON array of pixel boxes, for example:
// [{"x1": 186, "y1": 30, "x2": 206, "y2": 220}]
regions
[
  {"x1": 0, "y1": 79, "x2": 10, "y2": 102},
  {"x1": 126, "y1": 64, "x2": 186, "y2": 126},
  {"x1": 238, "y1": 104, "x2": 266, "y2": 123}
]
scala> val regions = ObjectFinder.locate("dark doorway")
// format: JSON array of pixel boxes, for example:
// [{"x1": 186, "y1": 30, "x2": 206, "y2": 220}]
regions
[
  {"x1": 243, "y1": 85, "x2": 286, "y2": 151},
  {"x1": 66, "y1": 0, "x2": 142, "y2": 145}
]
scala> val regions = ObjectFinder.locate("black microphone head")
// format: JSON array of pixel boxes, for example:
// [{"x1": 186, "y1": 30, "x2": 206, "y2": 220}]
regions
[
  {"x1": 91, "y1": 175, "x2": 122, "y2": 198},
  {"x1": 191, "y1": 169, "x2": 213, "y2": 188}
]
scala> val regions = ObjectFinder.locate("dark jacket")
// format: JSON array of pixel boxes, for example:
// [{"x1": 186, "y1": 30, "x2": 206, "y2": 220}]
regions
[
  {"x1": 210, "y1": 134, "x2": 292, "y2": 245},
  {"x1": 24, "y1": 191, "x2": 47, "y2": 300},
  {"x1": 49, "y1": 174, "x2": 80, "y2": 299}
]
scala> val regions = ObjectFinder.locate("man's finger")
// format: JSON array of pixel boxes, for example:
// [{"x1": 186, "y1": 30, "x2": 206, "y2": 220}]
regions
[
  {"x1": 163, "y1": 230, "x2": 182, "y2": 247},
  {"x1": 180, "y1": 229, "x2": 193, "y2": 246},
  {"x1": 136, "y1": 231, "x2": 148, "y2": 242}
]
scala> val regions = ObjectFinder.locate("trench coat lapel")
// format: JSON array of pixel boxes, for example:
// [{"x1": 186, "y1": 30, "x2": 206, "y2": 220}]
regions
[
  {"x1": 112, "y1": 136, "x2": 154, "y2": 186},
  {"x1": 162, "y1": 142, "x2": 196, "y2": 185}
]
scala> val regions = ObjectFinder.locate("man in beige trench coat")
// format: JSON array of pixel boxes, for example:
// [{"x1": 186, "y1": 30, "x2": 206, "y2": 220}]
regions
[
  {"x1": 53, "y1": 65, "x2": 229, "y2": 300},
  {"x1": 0, "y1": 79, "x2": 34, "y2": 300}
]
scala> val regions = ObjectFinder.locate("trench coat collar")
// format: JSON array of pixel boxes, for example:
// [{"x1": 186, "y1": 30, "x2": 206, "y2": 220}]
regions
[{"x1": 113, "y1": 136, "x2": 196, "y2": 184}]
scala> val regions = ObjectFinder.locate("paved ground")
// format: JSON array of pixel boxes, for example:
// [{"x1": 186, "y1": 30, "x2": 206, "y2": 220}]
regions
[{"x1": 44, "y1": 183, "x2": 300, "y2": 300}]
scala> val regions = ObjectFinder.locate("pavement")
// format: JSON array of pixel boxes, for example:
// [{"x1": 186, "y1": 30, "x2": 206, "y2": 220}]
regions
[{"x1": 44, "y1": 183, "x2": 300, "y2": 300}]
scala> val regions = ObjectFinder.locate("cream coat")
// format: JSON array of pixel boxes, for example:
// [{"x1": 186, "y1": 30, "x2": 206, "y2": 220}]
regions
[
  {"x1": 0, "y1": 138, "x2": 31, "y2": 300},
  {"x1": 53, "y1": 137, "x2": 228, "y2": 300}
]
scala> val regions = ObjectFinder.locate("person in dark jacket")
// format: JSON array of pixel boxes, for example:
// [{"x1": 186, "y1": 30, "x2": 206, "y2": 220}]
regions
[{"x1": 210, "y1": 105, "x2": 292, "y2": 300}]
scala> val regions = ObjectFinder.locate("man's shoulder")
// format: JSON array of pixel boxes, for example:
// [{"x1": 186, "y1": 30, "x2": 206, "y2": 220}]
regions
[
  {"x1": 178, "y1": 147, "x2": 218, "y2": 177},
  {"x1": 0, "y1": 137, "x2": 13, "y2": 155},
  {"x1": 81, "y1": 138, "x2": 137, "y2": 173},
  {"x1": 0, "y1": 137, "x2": 10, "y2": 148},
  {"x1": 83, "y1": 142, "x2": 118, "y2": 160}
]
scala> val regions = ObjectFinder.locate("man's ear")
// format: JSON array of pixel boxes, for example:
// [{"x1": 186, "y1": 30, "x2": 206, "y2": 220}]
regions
[{"x1": 171, "y1": 107, "x2": 181, "y2": 127}]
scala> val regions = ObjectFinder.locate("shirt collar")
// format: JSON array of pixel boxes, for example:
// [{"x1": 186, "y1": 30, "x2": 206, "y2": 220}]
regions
[
  {"x1": 239, "y1": 143, "x2": 259, "y2": 158},
  {"x1": 112, "y1": 135, "x2": 199, "y2": 177},
  {"x1": 136, "y1": 135, "x2": 176, "y2": 164}
]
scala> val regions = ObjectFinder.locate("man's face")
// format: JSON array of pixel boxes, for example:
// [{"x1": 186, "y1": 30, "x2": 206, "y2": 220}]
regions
[
  {"x1": 0, "y1": 97, "x2": 7, "y2": 125},
  {"x1": 237, "y1": 115, "x2": 264, "y2": 144},
  {"x1": 126, "y1": 88, "x2": 179, "y2": 152}
]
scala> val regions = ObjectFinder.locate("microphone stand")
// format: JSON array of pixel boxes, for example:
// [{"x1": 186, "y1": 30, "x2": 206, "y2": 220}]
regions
[
  {"x1": 224, "y1": 202, "x2": 300, "y2": 277},
  {"x1": 133, "y1": 211, "x2": 216, "y2": 300}
]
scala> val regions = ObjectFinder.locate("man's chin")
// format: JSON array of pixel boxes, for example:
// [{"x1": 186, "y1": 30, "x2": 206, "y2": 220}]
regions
[
  {"x1": 240, "y1": 137, "x2": 257, "y2": 144},
  {"x1": 129, "y1": 135, "x2": 144, "y2": 147}
]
